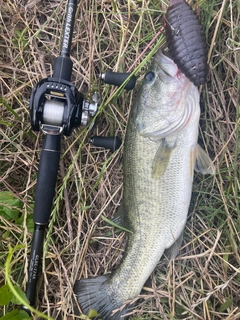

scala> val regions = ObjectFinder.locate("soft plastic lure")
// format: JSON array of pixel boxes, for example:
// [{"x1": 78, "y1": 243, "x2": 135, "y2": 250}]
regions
[{"x1": 165, "y1": 0, "x2": 209, "y2": 86}]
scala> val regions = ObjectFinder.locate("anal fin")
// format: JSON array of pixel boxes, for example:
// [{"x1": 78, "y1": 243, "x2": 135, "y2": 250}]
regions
[
  {"x1": 109, "y1": 202, "x2": 132, "y2": 233},
  {"x1": 112, "y1": 202, "x2": 125, "y2": 227},
  {"x1": 164, "y1": 231, "x2": 184, "y2": 261}
]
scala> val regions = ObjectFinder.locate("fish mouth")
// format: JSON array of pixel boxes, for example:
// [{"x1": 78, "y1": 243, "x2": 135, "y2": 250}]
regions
[{"x1": 154, "y1": 50, "x2": 182, "y2": 80}]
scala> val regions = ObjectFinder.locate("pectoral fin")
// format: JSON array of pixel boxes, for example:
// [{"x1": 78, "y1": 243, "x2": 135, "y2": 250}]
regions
[
  {"x1": 152, "y1": 139, "x2": 176, "y2": 178},
  {"x1": 195, "y1": 144, "x2": 215, "y2": 174}
]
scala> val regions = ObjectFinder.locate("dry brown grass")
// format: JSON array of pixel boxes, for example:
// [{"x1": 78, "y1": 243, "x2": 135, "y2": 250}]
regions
[{"x1": 0, "y1": 0, "x2": 239, "y2": 319}]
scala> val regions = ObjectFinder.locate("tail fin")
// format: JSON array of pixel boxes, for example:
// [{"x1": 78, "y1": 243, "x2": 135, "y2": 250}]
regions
[{"x1": 73, "y1": 274, "x2": 131, "y2": 319}]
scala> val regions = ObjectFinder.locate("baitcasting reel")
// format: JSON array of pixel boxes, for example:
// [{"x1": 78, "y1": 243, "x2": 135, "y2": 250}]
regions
[
  {"x1": 30, "y1": 70, "x2": 135, "y2": 149},
  {"x1": 30, "y1": 77, "x2": 85, "y2": 136}
]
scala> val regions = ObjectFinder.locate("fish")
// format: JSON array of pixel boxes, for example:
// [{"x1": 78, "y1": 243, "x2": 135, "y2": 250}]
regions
[{"x1": 73, "y1": 50, "x2": 215, "y2": 319}]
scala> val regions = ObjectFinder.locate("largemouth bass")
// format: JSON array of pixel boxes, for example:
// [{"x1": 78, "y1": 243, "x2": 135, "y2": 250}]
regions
[{"x1": 74, "y1": 50, "x2": 214, "y2": 319}]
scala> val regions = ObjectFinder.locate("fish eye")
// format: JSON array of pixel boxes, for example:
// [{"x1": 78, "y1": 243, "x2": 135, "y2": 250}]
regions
[{"x1": 144, "y1": 71, "x2": 155, "y2": 83}]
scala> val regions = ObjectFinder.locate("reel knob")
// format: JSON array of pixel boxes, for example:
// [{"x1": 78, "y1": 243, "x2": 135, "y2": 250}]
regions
[
  {"x1": 90, "y1": 136, "x2": 122, "y2": 151},
  {"x1": 101, "y1": 71, "x2": 136, "y2": 91}
]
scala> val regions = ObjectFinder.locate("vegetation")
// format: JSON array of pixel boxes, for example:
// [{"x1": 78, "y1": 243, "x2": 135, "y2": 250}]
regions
[{"x1": 0, "y1": 0, "x2": 239, "y2": 319}]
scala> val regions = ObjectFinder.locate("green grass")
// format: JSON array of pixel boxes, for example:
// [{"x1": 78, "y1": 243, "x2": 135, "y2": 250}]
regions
[{"x1": 0, "y1": 0, "x2": 239, "y2": 319}]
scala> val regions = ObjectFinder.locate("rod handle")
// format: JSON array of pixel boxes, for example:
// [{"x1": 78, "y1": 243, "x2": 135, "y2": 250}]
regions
[
  {"x1": 34, "y1": 134, "x2": 61, "y2": 224},
  {"x1": 25, "y1": 224, "x2": 45, "y2": 307}
]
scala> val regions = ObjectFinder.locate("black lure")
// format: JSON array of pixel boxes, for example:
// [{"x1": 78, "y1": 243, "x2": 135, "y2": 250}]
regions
[{"x1": 165, "y1": 0, "x2": 209, "y2": 86}]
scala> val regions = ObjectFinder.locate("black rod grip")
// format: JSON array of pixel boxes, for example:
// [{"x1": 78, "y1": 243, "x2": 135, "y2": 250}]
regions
[
  {"x1": 25, "y1": 224, "x2": 45, "y2": 306},
  {"x1": 101, "y1": 71, "x2": 136, "y2": 90},
  {"x1": 34, "y1": 134, "x2": 61, "y2": 224},
  {"x1": 90, "y1": 136, "x2": 122, "y2": 151}
]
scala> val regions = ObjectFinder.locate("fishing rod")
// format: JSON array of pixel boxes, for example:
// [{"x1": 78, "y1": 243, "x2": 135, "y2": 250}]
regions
[{"x1": 22, "y1": 0, "x2": 136, "y2": 315}]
